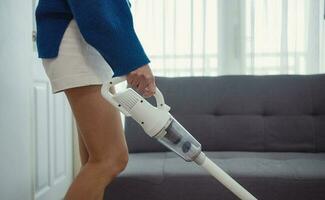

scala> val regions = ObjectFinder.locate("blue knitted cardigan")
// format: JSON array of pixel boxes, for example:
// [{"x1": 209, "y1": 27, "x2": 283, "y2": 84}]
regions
[{"x1": 35, "y1": 0, "x2": 150, "y2": 76}]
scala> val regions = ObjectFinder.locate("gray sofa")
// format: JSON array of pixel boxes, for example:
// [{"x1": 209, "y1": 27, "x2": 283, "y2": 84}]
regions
[{"x1": 104, "y1": 75, "x2": 325, "y2": 200}]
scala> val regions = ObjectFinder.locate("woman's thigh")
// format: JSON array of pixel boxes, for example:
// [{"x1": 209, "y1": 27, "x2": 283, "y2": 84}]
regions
[
  {"x1": 64, "y1": 85, "x2": 128, "y2": 163},
  {"x1": 77, "y1": 126, "x2": 89, "y2": 166}
]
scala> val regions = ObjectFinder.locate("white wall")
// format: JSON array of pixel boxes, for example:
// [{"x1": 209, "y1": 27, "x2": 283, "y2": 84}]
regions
[{"x1": 0, "y1": 0, "x2": 33, "y2": 199}]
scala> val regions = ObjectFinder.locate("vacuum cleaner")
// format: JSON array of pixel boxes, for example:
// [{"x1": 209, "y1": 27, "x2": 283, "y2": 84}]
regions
[{"x1": 101, "y1": 76, "x2": 258, "y2": 200}]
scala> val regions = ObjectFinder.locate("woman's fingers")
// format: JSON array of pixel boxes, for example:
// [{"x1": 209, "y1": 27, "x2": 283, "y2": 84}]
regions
[
  {"x1": 127, "y1": 72, "x2": 140, "y2": 89},
  {"x1": 126, "y1": 64, "x2": 156, "y2": 97},
  {"x1": 143, "y1": 82, "x2": 156, "y2": 98},
  {"x1": 137, "y1": 75, "x2": 148, "y2": 94}
]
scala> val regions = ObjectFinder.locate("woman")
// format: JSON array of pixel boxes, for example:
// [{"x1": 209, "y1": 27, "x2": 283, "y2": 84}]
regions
[{"x1": 35, "y1": 0, "x2": 156, "y2": 199}]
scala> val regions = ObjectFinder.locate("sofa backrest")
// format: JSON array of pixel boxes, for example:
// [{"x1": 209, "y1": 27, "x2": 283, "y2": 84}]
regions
[{"x1": 125, "y1": 75, "x2": 325, "y2": 153}]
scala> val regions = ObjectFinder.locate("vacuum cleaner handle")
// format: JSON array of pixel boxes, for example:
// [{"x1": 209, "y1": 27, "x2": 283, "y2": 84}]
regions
[{"x1": 101, "y1": 76, "x2": 170, "y2": 116}]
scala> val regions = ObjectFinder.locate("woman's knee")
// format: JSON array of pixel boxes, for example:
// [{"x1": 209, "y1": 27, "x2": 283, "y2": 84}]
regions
[
  {"x1": 88, "y1": 151, "x2": 129, "y2": 178},
  {"x1": 110, "y1": 151, "x2": 129, "y2": 175}
]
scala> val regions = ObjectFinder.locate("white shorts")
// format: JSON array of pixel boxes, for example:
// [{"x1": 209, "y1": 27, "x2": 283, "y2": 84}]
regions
[{"x1": 42, "y1": 19, "x2": 113, "y2": 94}]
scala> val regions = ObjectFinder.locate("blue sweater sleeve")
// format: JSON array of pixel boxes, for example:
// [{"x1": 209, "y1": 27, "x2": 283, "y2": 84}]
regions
[{"x1": 67, "y1": 0, "x2": 150, "y2": 76}]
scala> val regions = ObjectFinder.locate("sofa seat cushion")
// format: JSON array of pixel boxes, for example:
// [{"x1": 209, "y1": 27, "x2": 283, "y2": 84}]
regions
[{"x1": 105, "y1": 152, "x2": 325, "y2": 200}]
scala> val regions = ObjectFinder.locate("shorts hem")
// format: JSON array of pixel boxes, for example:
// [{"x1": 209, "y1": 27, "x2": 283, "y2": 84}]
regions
[{"x1": 50, "y1": 73, "x2": 109, "y2": 94}]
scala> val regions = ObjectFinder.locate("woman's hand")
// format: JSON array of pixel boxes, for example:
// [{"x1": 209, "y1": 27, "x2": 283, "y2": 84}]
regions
[{"x1": 126, "y1": 64, "x2": 156, "y2": 98}]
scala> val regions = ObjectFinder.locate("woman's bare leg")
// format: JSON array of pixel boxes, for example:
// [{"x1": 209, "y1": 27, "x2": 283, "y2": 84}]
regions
[
  {"x1": 64, "y1": 85, "x2": 128, "y2": 200},
  {"x1": 77, "y1": 125, "x2": 89, "y2": 167}
]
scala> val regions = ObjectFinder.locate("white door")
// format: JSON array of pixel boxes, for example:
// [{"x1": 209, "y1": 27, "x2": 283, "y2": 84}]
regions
[
  {"x1": 31, "y1": 1, "x2": 74, "y2": 200},
  {"x1": 0, "y1": 0, "x2": 34, "y2": 199}
]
